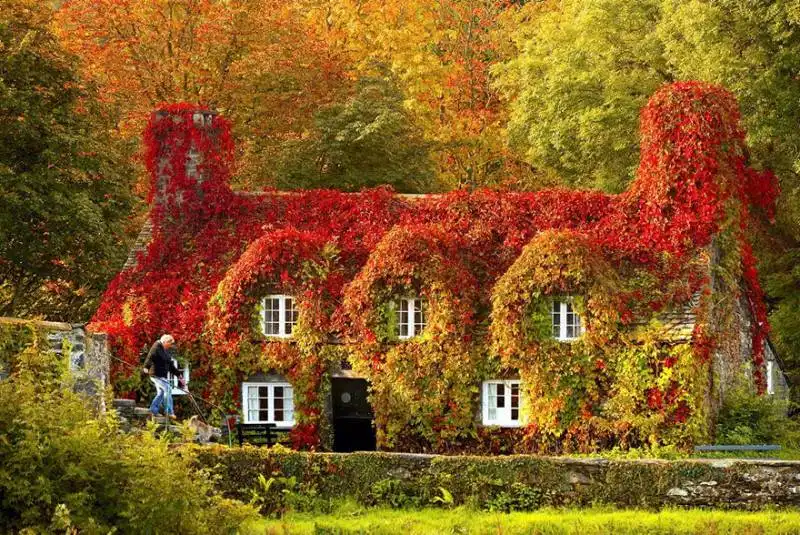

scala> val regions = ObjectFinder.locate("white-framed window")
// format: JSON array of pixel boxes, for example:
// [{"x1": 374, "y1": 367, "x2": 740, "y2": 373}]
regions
[
  {"x1": 552, "y1": 299, "x2": 582, "y2": 341},
  {"x1": 482, "y1": 380, "x2": 522, "y2": 427},
  {"x1": 242, "y1": 382, "x2": 295, "y2": 426},
  {"x1": 262, "y1": 295, "x2": 298, "y2": 338},
  {"x1": 767, "y1": 360, "x2": 775, "y2": 395},
  {"x1": 396, "y1": 297, "x2": 426, "y2": 339}
]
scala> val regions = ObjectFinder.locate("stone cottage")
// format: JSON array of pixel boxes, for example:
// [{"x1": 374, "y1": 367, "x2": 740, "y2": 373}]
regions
[{"x1": 91, "y1": 82, "x2": 788, "y2": 453}]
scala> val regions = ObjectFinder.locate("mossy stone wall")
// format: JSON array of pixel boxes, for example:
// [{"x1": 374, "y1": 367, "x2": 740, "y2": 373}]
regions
[{"x1": 191, "y1": 446, "x2": 800, "y2": 510}]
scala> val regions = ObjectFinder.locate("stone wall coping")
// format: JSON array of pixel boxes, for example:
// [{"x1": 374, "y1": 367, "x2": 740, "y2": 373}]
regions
[
  {"x1": 264, "y1": 450, "x2": 800, "y2": 467},
  {"x1": 0, "y1": 316, "x2": 79, "y2": 331}
]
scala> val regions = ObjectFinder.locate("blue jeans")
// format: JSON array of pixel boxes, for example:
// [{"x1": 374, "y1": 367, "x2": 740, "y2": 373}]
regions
[{"x1": 149, "y1": 376, "x2": 174, "y2": 416}]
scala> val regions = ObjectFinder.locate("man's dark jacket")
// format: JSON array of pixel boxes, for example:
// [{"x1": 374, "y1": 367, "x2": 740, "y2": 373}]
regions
[{"x1": 143, "y1": 341, "x2": 181, "y2": 379}]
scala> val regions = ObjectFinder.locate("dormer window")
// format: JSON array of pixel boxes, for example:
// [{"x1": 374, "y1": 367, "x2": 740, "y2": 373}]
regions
[
  {"x1": 552, "y1": 299, "x2": 582, "y2": 341},
  {"x1": 396, "y1": 297, "x2": 426, "y2": 339},
  {"x1": 262, "y1": 295, "x2": 297, "y2": 338}
]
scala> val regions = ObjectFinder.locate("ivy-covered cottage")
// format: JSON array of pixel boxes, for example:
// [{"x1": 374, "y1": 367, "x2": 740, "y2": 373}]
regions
[{"x1": 91, "y1": 82, "x2": 788, "y2": 454}]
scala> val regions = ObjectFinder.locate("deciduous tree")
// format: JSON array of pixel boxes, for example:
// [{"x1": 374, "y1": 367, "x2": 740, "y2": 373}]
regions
[
  {"x1": 495, "y1": 0, "x2": 800, "y2": 381},
  {"x1": 0, "y1": 0, "x2": 136, "y2": 320}
]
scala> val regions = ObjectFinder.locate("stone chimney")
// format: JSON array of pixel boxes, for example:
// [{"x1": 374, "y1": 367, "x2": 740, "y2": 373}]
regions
[{"x1": 146, "y1": 106, "x2": 231, "y2": 220}]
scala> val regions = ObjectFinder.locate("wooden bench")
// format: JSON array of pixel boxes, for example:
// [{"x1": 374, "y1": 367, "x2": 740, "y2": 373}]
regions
[{"x1": 232, "y1": 423, "x2": 291, "y2": 447}]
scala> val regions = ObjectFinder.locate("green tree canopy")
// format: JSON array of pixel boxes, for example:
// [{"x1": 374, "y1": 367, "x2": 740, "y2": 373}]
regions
[
  {"x1": 496, "y1": 0, "x2": 800, "y2": 207},
  {"x1": 495, "y1": 0, "x2": 800, "y2": 383},
  {"x1": 276, "y1": 74, "x2": 436, "y2": 193},
  {"x1": 0, "y1": 0, "x2": 136, "y2": 320}
]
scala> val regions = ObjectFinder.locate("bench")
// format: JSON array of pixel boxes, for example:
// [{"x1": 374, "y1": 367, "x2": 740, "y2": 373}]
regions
[{"x1": 232, "y1": 423, "x2": 291, "y2": 447}]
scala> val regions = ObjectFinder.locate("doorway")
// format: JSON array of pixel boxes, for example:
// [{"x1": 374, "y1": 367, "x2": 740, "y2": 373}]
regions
[{"x1": 332, "y1": 378, "x2": 376, "y2": 452}]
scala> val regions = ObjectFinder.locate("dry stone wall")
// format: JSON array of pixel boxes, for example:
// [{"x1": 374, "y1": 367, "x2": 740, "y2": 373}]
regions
[
  {"x1": 0, "y1": 317, "x2": 110, "y2": 412},
  {"x1": 194, "y1": 447, "x2": 800, "y2": 510}
]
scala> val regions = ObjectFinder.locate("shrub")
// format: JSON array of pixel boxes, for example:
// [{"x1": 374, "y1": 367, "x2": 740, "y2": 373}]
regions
[
  {"x1": 367, "y1": 479, "x2": 419, "y2": 509},
  {"x1": 0, "y1": 332, "x2": 257, "y2": 534},
  {"x1": 715, "y1": 385, "x2": 800, "y2": 447},
  {"x1": 484, "y1": 483, "x2": 549, "y2": 513}
]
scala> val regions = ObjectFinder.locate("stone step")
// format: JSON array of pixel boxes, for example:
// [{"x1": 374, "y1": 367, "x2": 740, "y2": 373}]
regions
[
  {"x1": 131, "y1": 407, "x2": 182, "y2": 426},
  {"x1": 113, "y1": 398, "x2": 137, "y2": 420}
]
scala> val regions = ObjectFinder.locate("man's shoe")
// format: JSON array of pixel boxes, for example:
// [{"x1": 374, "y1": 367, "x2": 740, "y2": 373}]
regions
[{"x1": 167, "y1": 414, "x2": 178, "y2": 421}]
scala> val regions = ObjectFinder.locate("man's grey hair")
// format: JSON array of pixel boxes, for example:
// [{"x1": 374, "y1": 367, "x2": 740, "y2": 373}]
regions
[{"x1": 160, "y1": 334, "x2": 175, "y2": 345}]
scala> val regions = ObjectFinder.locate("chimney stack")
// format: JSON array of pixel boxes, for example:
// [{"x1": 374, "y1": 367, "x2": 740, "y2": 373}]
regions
[{"x1": 144, "y1": 105, "x2": 232, "y2": 226}]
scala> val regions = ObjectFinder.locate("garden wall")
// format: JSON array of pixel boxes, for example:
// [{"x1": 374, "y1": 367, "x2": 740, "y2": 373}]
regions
[
  {"x1": 0, "y1": 317, "x2": 110, "y2": 411},
  {"x1": 192, "y1": 446, "x2": 800, "y2": 510}
]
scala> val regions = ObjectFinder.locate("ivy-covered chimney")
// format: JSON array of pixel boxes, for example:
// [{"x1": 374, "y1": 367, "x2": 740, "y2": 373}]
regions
[{"x1": 144, "y1": 105, "x2": 233, "y2": 225}]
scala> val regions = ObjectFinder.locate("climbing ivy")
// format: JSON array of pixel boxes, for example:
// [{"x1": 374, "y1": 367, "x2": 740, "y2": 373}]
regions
[{"x1": 91, "y1": 82, "x2": 778, "y2": 452}]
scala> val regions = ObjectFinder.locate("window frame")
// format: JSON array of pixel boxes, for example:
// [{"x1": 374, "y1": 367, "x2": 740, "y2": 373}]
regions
[
  {"x1": 551, "y1": 298, "x2": 583, "y2": 341},
  {"x1": 261, "y1": 294, "x2": 298, "y2": 338},
  {"x1": 396, "y1": 297, "x2": 426, "y2": 339},
  {"x1": 241, "y1": 382, "x2": 295, "y2": 427},
  {"x1": 481, "y1": 379, "x2": 522, "y2": 427}
]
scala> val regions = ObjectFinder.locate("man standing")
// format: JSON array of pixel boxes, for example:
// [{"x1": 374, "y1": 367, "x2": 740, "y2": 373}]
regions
[{"x1": 143, "y1": 334, "x2": 183, "y2": 419}]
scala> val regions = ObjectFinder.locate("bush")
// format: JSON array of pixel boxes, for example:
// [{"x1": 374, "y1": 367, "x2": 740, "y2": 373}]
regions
[
  {"x1": 367, "y1": 479, "x2": 419, "y2": 509},
  {"x1": 715, "y1": 386, "x2": 800, "y2": 447},
  {"x1": 484, "y1": 483, "x2": 549, "y2": 513},
  {"x1": 0, "y1": 332, "x2": 258, "y2": 534}
]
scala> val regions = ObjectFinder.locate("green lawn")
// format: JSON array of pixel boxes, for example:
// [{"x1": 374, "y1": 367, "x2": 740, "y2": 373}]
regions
[{"x1": 243, "y1": 505, "x2": 800, "y2": 534}]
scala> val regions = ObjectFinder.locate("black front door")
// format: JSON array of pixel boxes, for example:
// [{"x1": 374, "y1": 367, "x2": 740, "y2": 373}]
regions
[{"x1": 332, "y1": 378, "x2": 376, "y2": 452}]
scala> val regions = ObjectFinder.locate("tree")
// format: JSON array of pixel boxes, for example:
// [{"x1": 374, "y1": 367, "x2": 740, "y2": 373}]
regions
[
  {"x1": 497, "y1": 0, "x2": 800, "y2": 202},
  {"x1": 276, "y1": 74, "x2": 435, "y2": 192},
  {"x1": 320, "y1": 0, "x2": 535, "y2": 189},
  {"x1": 495, "y1": 0, "x2": 667, "y2": 193},
  {"x1": 495, "y1": 0, "x2": 800, "y2": 381},
  {"x1": 0, "y1": 0, "x2": 136, "y2": 320},
  {"x1": 55, "y1": 0, "x2": 352, "y2": 189}
]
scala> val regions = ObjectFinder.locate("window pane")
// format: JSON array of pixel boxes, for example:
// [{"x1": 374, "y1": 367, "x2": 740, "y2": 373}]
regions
[
  {"x1": 256, "y1": 386, "x2": 269, "y2": 422},
  {"x1": 285, "y1": 387, "x2": 294, "y2": 422},
  {"x1": 487, "y1": 383, "x2": 497, "y2": 420},
  {"x1": 285, "y1": 297, "x2": 298, "y2": 335},
  {"x1": 264, "y1": 298, "x2": 280, "y2": 335},
  {"x1": 552, "y1": 301, "x2": 561, "y2": 338},
  {"x1": 496, "y1": 383, "x2": 505, "y2": 408},
  {"x1": 274, "y1": 386, "x2": 284, "y2": 421},
  {"x1": 414, "y1": 299, "x2": 425, "y2": 336},
  {"x1": 511, "y1": 383, "x2": 519, "y2": 421},
  {"x1": 565, "y1": 302, "x2": 580, "y2": 339},
  {"x1": 399, "y1": 299, "x2": 409, "y2": 337}
]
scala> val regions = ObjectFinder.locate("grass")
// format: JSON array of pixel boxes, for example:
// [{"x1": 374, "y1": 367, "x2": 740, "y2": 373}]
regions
[{"x1": 242, "y1": 504, "x2": 800, "y2": 534}]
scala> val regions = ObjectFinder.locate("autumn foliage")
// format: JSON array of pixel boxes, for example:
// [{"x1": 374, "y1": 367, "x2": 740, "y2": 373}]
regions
[{"x1": 91, "y1": 82, "x2": 778, "y2": 452}]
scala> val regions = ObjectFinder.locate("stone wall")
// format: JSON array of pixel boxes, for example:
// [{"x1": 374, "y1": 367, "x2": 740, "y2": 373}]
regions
[
  {"x1": 193, "y1": 447, "x2": 800, "y2": 510},
  {"x1": 0, "y1": 317, "x2": 110, "y2": 412}
]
